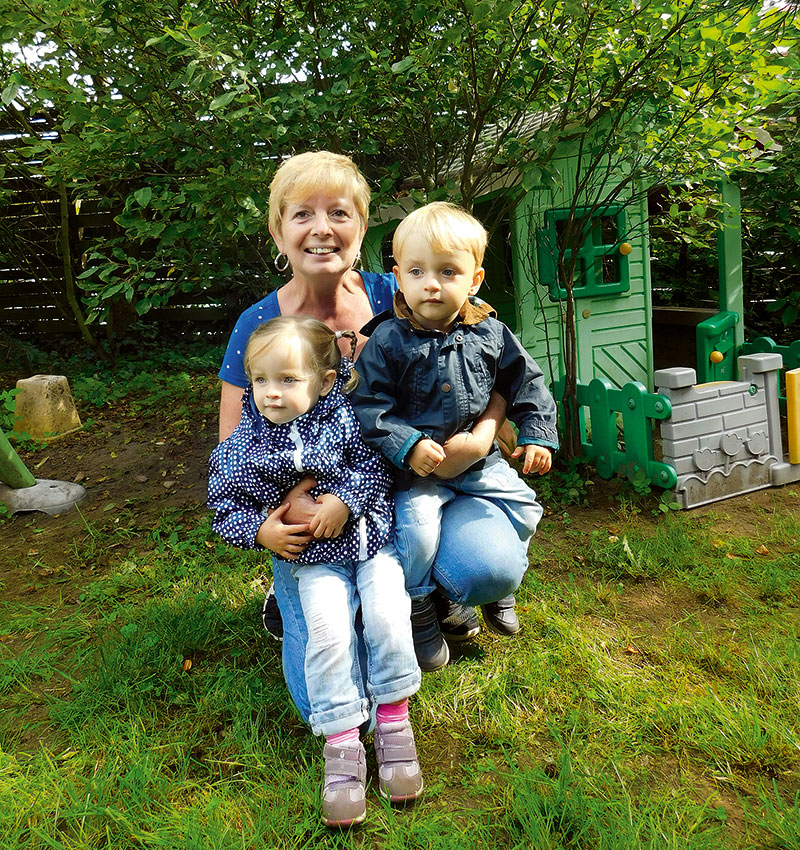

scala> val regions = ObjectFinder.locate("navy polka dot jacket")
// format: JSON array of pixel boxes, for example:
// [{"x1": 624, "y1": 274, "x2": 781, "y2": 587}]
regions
[{"x1": 208, "y1": 364, "x2": 394, "y2": 564}]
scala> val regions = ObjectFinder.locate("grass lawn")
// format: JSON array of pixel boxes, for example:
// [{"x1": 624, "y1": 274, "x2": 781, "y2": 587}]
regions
[{"x1": 0, "y1": 345, "x2": 798, "y2": 849}]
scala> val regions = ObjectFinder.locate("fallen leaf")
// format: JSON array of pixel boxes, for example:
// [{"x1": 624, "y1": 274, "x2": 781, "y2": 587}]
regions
[
  {"x1": 624, "y1": 644, "x2": 640, "y2": 654},
  {"x1": 183, "y1": 658, "x2": 192, "y2": 672},
  {"x1": 755, "y1": 544, "x2": 769, "y2": 555},
  {"x1": 725, "y1": 552, "x2": 740, "y2": 560},
  {"x1": 712, "y1": 539, "x2": 726, "y2": 549}
]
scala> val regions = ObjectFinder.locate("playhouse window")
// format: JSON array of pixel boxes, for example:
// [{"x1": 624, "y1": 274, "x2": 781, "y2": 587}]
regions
[{"x1": 537, "y1": 205, "x2": 631, "y2": 300}]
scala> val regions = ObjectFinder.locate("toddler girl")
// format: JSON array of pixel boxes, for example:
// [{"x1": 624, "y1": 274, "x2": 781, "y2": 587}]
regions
[{"x1": 207, "y1": 316, "x2": 422, "y2": 828}]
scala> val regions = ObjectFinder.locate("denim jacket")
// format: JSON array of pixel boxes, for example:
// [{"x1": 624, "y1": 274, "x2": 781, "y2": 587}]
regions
[
  {"x1": 351, "y1": 292, "x2": 559, "y2": 486},
  {"x1": 208, "y1": 362, "x2": 393, "y2": 564}
]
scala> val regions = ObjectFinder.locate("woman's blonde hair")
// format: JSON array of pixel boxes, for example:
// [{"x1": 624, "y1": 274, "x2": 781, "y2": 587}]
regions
[
  {"x1": 268, "y1": 151, "x2": 371, "y2": 236},
  {"x1": 244, "y1": 316, "x2": 359, "y2": 394},
  {"x1": 393, "y1": 201, "x2": 488, "y2": 267}
]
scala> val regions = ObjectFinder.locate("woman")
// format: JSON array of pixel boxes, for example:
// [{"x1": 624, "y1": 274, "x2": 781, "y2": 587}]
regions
[{"x1": 218, "y1": 151, "x2": 525, "y2": 720}]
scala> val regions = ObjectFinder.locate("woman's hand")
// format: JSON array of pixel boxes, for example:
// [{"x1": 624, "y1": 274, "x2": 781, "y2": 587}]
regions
[
  {"x1": 281, "y1": 476, "x2": 319, "y2": 525},
  {"x1": 432, "y1": 432, "x2": 487, "y2": 479},
  {"x1": 512, "y1": 444, "x2": 552, "y2": 475},
  {"x1": 255, "y1": 502, "x2": 312, "y2": 560},
  {"x1": 308, "y1": 494, "x2": 351, "y2": 539},
  {"x1": 432, "y1": 391, "x2": 513, "y2": 480},
  {"x1": 409, "y1": 439, "x2": 446, "y2": 477}
]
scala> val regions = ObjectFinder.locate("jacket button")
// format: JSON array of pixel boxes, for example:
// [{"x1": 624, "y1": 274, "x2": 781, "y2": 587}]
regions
[{"x1": 441, "y1": 383, "x2": 451, "y2": 393}]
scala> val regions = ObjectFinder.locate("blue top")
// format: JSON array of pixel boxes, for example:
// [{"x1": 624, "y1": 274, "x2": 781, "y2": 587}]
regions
[
  {"x1": 208, "y1": 361, "x2": 394, "y2": 563},
  {"x1": 218, "y1": 271, "x2": 397, "y2": 388}
]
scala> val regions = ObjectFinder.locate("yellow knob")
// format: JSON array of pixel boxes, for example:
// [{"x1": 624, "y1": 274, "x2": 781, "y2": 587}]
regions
[
  {"x1": 709, "y1": 350, "x2": 724, "y2": 364},
  {"x1": 619, "y1": 242, "x2": 633, "y2": 255}
]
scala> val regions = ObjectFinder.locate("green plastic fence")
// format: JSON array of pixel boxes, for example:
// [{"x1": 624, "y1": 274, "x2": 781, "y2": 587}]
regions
[
  {"x1": 555, "y1": 377, "x2": 678, "y2": 489},
  {"x1": 741, "y1": 337, "x2": 800, "y2": 406}
]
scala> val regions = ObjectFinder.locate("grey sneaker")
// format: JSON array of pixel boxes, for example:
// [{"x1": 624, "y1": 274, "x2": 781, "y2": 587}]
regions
[
  {"x1": 481, "y1": 595, "x2": 521, "y2": 636},
  {"x1": 410, "y1": 596, "x2": 450, "y2": 672},
  {"x1": 434, "y1": 591, "x2": 480, "y2": 642},
  {"x1": 321, "y1": 739, "x2": 367, "y2": 828},
  {"x1": 261, "y1": 583, "x2": 283, "y2": 641},
  {"x1": 373, "y1": 719, "x2": 424, "y2": 803}
]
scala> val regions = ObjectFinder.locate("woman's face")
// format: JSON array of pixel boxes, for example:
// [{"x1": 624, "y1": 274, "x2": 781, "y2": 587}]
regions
[{"x1": 271, "y1": 192, "x2": 365, "y2": 282}]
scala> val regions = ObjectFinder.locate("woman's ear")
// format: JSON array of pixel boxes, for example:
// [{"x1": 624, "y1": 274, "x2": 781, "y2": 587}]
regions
[
  {"x1": 319, "y1": 369, "x2": 338, "y2": 397},
  {"x1": 269, "y1": 224, "x2": 284, "y2": 254}
]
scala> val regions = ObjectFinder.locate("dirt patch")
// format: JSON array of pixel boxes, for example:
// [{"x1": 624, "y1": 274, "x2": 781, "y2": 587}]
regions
[{"x1": 0, "y1": 411, "x2": 216, "y2": 604}]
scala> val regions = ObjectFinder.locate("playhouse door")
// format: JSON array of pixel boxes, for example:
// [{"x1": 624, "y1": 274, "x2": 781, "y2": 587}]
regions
[{"x1": 574, "y1": 294, "x2": 651, "y2": 388}]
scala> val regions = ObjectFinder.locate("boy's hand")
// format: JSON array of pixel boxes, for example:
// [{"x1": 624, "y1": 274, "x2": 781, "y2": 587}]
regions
[
  {"x1": 512, "y1": 444, "x2": 552, "y2": 475},
  {"x1": 409, "y1": 438, "x2": 446, "y2": 477},
  {"x1": 308, "y1": 494, "x2": 351, "y2": 539},
  {"x1": 256, "y1": 502, "x2": 312, "y2": 560}
]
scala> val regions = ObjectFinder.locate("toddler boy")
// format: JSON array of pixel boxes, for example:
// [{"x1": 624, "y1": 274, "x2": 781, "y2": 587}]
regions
[{"x1": 351, "y1": 202, "x2": 558, "y2": 671}]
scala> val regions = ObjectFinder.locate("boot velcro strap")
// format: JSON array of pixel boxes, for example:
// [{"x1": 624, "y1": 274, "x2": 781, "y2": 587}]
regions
[
  {"x1": 374, "y1": 734, "x2": 416, "y2": 763},
  {"x1": 322, "y1": 743, "x2": 367, "y2": 783}
]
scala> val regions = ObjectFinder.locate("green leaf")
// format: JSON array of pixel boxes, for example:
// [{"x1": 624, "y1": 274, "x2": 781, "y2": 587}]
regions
[
  {"x1": 390, "y1": 56, "x2": 415, "y2": 74},
  {"x1": 134, "y1": 187, "x2": 152, "y2": 208},
  {"x1": 209, "y1": 90, "x2": 237, "y2": 110}
]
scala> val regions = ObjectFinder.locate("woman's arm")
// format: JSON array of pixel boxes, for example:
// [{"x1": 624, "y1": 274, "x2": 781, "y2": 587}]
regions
[
  {"x1": 433, "y1": 391, "x2": 514, "y2": 479},
  {"x1": 219, "y1": 381, "x2": 245, "y2": 442}
]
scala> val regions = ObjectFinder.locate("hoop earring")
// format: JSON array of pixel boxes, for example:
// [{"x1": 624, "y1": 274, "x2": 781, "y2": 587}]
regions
[
  {"x1": 351, "y1": 250, "x2": 362, "y2": 270},
  {"x1": 275, "y1": 252, "x2": 290, "y2": 273}
]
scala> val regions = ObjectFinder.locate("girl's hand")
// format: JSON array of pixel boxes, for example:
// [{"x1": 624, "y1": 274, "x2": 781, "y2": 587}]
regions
[
  {"x1": 308, "y1": 494, "x2": 351, "y2": 539},
  {"x1": 409, "y1": 439, "x2": 446, "y2": 477},
  {"x1": 255, "y1": 502, "x2": 312, "y2": 560},
  {"x1": 512, "y1": 444, "x2": 552, "y2": 475}
]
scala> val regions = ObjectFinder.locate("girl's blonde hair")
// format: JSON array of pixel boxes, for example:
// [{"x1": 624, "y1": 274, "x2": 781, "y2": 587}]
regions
[
  {"x1": 393, "y1": 201, "x2": 488, "y2": 267},
  {"x1": 268, "y1": 151, "x2": 371, "y2": 236},
  {"x1": 244, "y1": 316, "x2": 359, "y2": 394}
]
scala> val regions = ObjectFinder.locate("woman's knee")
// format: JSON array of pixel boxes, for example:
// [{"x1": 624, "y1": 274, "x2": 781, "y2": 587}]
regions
[{"x1": 432, "y1": 496, "x2": 528, "y2": 606}]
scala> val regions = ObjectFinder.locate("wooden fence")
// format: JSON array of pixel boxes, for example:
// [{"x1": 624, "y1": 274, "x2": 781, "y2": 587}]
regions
[{"x1": 0, "y1": 110, "x2": 255, "y2": 343}]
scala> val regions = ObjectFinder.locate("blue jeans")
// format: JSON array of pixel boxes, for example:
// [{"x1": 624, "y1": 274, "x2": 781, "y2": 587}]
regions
[
  {"x1": 394, "y1": 460, "x2": 543, "y2": 599},
  {"x1": 272, "y1": 493, "x2": 532, "y2": 723},
  {"x1": 278, "y1": 545, "x2": 420, "y2": 736}
]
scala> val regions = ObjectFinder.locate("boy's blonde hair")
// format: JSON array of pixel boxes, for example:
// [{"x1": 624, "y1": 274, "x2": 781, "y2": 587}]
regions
[
  {"x1": 244, "y1": 316, "x2": 359, "y2": 394},
  {"x1": 268, "y1": 151, "x2": 371, "y2": 236},
  {"x1": 393, "y1": 202, "x2": 488, "y2": 267}
]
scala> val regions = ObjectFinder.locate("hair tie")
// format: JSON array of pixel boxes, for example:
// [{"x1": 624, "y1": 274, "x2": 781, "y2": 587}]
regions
[{"x1": 334, "y1": 329, "x2": 358, "y2": 360}]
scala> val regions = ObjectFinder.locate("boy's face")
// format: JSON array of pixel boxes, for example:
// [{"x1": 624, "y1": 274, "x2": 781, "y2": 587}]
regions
[
  {"x1": 249, "y1": 337, "x2": 335, "y2": 425},
  {"x1": 393, "y1": 231, "x2": 484, "y2": 332}
]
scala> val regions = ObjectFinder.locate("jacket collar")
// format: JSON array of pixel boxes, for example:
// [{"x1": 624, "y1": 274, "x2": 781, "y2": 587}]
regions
[{"x1": 392, "y1": 290, "x2": 494, "y2": 331}]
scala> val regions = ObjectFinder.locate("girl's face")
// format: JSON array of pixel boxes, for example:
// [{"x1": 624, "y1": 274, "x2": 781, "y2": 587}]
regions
[
  {"x1": 270, "y1": 192, "x2": 365, "y2": 282},
  {"x1": 249, "y1": 336, "x2": 336, "y2": 425}
]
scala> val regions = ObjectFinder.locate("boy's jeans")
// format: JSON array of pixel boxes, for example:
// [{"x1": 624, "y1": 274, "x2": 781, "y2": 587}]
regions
[
  {"x1": 394, "y1": 459, "x2": 543, "y2": 599},
  {"x1": 288, "y1": 544, "x2": 420, "y2": 737}
]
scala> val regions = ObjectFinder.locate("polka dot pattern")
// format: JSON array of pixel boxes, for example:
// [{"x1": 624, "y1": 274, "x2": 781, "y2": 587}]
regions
[{"x1": 208, "y1": 378, "x2": 393, "y2": 564}]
